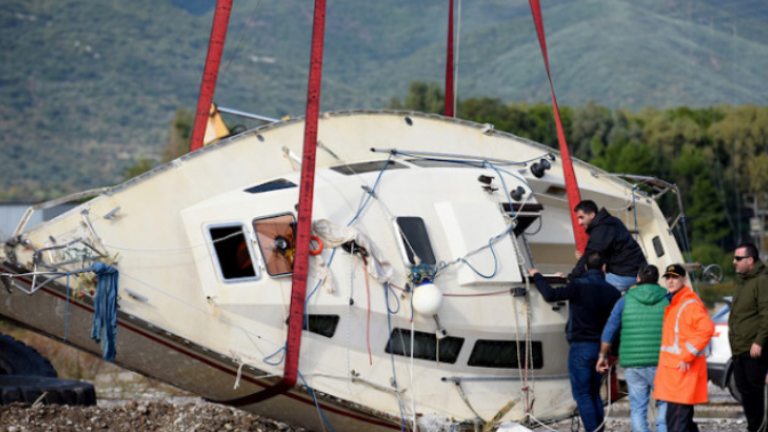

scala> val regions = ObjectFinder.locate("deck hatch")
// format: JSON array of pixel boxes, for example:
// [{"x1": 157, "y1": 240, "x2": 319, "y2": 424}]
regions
[
  {"x1": 385, "y1": 328, "x2": 464, "y2": 364},
  {"x1": 394, "y1": 217, "x2": 437, "y2": 266},
  {"x1": 468, "y1": 340, "x2": 543, "y2": 369},
  {"x1": 304, "y1": 315, "x2": 340, "y2": 338},
  {"x1": 244, "y1": 179, "x2": 296, "y2": 194},
  {"x1": 207, "y1": 224, "x2": 259, "y2": 282}
]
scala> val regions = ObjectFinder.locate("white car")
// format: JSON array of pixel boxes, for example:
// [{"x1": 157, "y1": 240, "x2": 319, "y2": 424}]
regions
[{"x1": 706, "y1": 297, "x2": 741, "y2": 401}]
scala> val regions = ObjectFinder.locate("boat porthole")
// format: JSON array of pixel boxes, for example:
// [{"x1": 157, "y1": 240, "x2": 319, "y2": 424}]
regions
[
  {"x1": 257, "y1": 135, "x2": 265, "y2": 142},
  {"x1": 404, "y1": 116, "x2": 413, "y2": 126}
]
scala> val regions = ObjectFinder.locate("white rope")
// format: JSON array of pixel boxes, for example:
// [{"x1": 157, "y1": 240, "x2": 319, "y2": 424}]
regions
[{"x1": 410, "y1": 318, "x2": 418, "y2": 432}]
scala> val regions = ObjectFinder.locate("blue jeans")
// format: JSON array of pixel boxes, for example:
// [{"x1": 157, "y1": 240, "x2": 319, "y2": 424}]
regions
[
  {"x1": 605, "y1": 273, "x2": 636, "y2": 293},
  {"x1": 569, "y1": 341, "x2": 604, "y2": 432},
  {"x1": 625, "y1": 366, "x2": 667, "y2": 432}
]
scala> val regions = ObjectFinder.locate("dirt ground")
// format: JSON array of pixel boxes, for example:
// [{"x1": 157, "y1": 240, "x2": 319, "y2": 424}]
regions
[
  {"x1": 0, "y1": 399, "x2": 310, "y2": 432},
  {"x1": 0, "y1": 397, "x2": 751, "y2": 432}
]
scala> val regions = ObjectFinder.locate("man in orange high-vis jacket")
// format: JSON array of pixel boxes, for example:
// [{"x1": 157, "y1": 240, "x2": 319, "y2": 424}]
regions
[{"x1": 653, "y1": 264, "x2": 714, "y2": 432}]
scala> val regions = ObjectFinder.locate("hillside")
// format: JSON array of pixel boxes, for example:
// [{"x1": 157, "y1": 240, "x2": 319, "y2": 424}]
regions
[{"x1": 1, "y1": 0, "x2": 768, "y2": 199}]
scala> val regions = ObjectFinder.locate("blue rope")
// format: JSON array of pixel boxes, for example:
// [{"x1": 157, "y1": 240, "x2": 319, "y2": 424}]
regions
[
  {"x1": 263, "y1": 345, "x2": 287, "y2": 366},
  {"x1": 347, "y1": 152, "x2": 394, "y2": 226},
  {"x1": 90, "y1": 262, "x2": 119, "y2": 361},
  {"x1": 384, "y1": 283, "x2": 401, "y2": 315},
  {"x1": 385, "y1": 283, "x2": 407, "y2": 432},
  {"x1": 459, "y1": 239, "x2": 499, "y2": 279},
  {"x1": 64, "y1": 273, "x2": 71, "y2": 342},
  {"x1": 298, "y1": 371, "x2": 338, "y2": 432}
]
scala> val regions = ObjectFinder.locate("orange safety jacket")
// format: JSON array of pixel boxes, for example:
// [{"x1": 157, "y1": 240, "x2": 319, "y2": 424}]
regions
[{"x1": 653, "y1": 285, "x2": 714, "y2": 405}]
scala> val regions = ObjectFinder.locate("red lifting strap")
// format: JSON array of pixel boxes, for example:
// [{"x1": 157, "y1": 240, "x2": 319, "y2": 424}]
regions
[
  {"x1": 528, "y1": 0, "x2": 588, "y2": 253},
  {"x1": 444, "y1": 0, "x2": 455, "y2": 117},
  {"x1": 189, "y1": 0, "x2": 233, "y2": 153},
  {"x1": 225, "y1": 0, "x2": 327, "y2": 407}
]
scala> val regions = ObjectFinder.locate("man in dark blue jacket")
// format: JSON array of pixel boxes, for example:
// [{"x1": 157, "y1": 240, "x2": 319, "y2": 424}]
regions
[
  {"x1": 529, "y1": 252, "x2": 621, "y2": 432},
  {"x1": 570, "y1": 200, "x2": 647, "y2": 292}
]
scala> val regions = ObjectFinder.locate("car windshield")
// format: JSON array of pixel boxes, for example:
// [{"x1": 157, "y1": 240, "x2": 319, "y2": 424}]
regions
[{"x1": 711, "y1": 298, "x2": 732, "y2": 324}]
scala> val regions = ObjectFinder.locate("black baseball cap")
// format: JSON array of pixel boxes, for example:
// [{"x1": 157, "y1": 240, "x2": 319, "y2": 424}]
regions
[{"x1": 662, "y1": 264, "x2": 686, "y2": 279}]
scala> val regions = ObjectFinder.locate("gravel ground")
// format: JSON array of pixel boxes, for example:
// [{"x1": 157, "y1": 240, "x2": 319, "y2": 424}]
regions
[{"x1": 0, "y1": 379, "x2": 750, "y2": 432}]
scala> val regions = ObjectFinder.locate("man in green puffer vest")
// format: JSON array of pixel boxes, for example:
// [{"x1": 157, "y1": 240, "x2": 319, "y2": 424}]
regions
[{"x1": 597, "y1": 265, "x2": 669, "y2": 432}]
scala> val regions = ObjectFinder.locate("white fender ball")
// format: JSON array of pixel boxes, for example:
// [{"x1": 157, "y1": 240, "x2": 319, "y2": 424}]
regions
[{"x1": 412, "y1": 282, "x2": 443, "y2": 316}]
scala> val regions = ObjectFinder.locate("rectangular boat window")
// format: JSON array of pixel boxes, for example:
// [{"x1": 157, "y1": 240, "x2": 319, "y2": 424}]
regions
[
  {"x1": 244, "y1": 179, "x2": 297, "y2": 194},
  {"x1": 304, "y1": 315, "x2": 340, "y2": 338},
  {"x1": 208, "y1": 224, "x2": 259, "y2": 282},
  {"x1": 253, "y1": 214, "x2": 296, "y2": 276},
  {"x1": 468, "y1": 340, "x2": 543, "y2": 369},
  {"x1": 395, "y1": 217, "x2": 436, "y2": 265},
  {"x1": 385, "y1": 328, "x2": 464, "y2": 364},
  {"x1": 330, "y1": 160, "x2": 407, "y2": 176},
  {"x1": 652, "y1": 236, "x2": 665, "y2": 258}
]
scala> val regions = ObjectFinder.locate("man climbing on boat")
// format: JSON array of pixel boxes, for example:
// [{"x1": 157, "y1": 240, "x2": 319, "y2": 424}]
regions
[
  {"x1": 569, "y1": 200, "x2": 647, "y2": 292},
  {"x1": 529, "y1": 252, "x2": 621, "y2": 432},
  {"x1": 596, "y1": 264, "x2": 669, "y2": 432}
]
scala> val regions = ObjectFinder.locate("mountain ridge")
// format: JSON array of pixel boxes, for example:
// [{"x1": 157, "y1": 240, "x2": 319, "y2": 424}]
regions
[{"x1": 1, "y1": 0, "x2": 767, "y2": 198}]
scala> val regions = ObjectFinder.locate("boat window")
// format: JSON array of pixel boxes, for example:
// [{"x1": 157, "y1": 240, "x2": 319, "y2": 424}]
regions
[
  {"x1": 544, "y1": 185, "x2": 567, "y2": 197},
  {"x1": 394, "y1": 217, "x2": 437, "y2": 266},
  {"x1": 207, "y1": 224, "x2": 259, "y2": 282},
  {"x1": 304, "y1": 315, "x2": 340, "y2": 338},
  {"x1": 244, "y1": 179, "x2": 296, "y2": 194},
  {"x1": 468, "y1": 340, "x2": 543, "y2": 369},
  {"x1": 652, "y1": 236, "x2": 665, "y2": 258},
  {"x1": 385, "y1": 328, "x2": 464, "y2": 364},
  {"x1": 330, "y1": 160, "x2": 407, "y2": 176},
  {"x1": 500, "y1": 203, "x2": 544, "y2": 236},
  {"x1": 253, "y1": 214, "x2": 296, "y2": 276}
]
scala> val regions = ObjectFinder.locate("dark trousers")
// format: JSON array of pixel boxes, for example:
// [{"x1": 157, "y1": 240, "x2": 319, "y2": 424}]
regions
[
  {"x1": 733, "y1": 351, "x2": 768, "y2": 432},
  {"x1": 666, "y1": 402, "x2": 699, "y2": 432},
  {"x1": 568, "y1": 341, "x2": 604, "y2": 432}
]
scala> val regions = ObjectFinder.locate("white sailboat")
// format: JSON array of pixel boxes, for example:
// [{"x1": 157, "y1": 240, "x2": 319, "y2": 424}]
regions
[{"x1": 0, "y1": 108, "x2": 686, "y2": 431}]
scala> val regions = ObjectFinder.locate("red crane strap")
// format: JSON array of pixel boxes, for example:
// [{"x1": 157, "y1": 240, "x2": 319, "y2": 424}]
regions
[
  {"x1": 230, "y1": 0, "x2": 327, "y2": 405},
  {"x1": 528, "y1": 0, "x2": 587, "y2": 253},
  {"x1": 189, "y1": 0, "x2": 233, "y2": 153}
]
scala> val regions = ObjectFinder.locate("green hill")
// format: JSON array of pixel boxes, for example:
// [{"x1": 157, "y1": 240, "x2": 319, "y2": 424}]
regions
[{"x1": 1, "y1": 0, "x2": 767, "y2": 199}]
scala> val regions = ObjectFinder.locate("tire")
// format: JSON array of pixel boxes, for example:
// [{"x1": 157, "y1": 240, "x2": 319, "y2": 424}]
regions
[
  {"x1": 0, "y1": 334, "x2": 57, "y2": 377},
  {"x1": 0, "y1": 376, "x2": 96, "y2": 406},
  {"x1": 727, "y1": 370, "x2": 742, "y2": 403}
]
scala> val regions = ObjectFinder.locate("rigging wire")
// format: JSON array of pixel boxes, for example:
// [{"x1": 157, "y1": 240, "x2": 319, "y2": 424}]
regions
[{"x1": 222, "y1": 0, "x2": 265, "y2": 77}]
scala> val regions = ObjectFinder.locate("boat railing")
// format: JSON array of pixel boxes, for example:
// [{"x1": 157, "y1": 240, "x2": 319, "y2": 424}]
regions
[{"x1": 12, "y1": 187, "x2": 113, "y2": 238}]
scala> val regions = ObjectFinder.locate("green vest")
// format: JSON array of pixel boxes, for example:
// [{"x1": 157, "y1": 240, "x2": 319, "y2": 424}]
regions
[{"x1": 619, "y1": 283, "x2": 669, "y2": 368}]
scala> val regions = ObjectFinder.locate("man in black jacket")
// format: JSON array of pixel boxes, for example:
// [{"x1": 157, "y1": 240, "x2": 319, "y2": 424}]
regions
[
  {"x1": 570, "y1": 200, "x2": 647, "y2": 292},
  {"x1": 529, "y1": 252, "x2": 621, "y2": 432}
]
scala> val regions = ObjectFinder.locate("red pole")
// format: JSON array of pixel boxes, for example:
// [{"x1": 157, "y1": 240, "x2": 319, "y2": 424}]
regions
[
  {"x1": 189, "y1": 0, "x2": 233, "y2": 153},
  {"x1": 528, "y1": 0, "x2": 587, "y2": 253},
  {"x1": 222, "y1": 0, "x2": 327, "y2": 405},
  {"x1": 444, "y1": 0, "x2": 455, "y2": 117}
]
